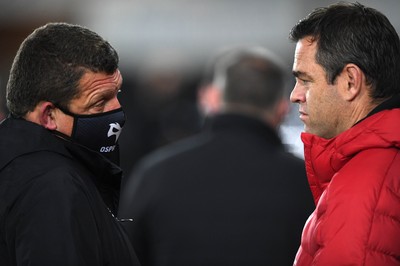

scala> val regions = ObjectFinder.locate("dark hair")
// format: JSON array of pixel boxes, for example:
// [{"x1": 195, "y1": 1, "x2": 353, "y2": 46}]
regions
[
  {"x1": 289, "y1": 2, "x2": 400, "y2": 99},
  {"x1": 6, "y1": 22, "x2": 119, "y2": 117},
  {"x1": 213, "y1": 46, "x2": 286, "y2": 110}
]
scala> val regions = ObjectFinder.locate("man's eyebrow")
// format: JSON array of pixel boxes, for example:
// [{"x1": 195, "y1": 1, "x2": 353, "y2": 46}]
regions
[{"x1": 292, "y1": 70, "x2": 312, "y2": 80}]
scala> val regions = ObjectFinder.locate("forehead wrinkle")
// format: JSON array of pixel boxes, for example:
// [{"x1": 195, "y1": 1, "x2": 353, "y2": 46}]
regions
[
  {"x1": 74, "y1": 70, "x2": 122, "y2": 109},
  {"x1": 89, "y1": 70, "x2": 121, "y2": 89},
  {"x1": 79, "y1": 70, "x2": 122, "y2": 95}
]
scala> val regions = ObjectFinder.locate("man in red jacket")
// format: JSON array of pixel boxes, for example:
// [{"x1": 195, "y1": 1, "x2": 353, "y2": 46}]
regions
[{"x1": 289, "y1": 2, "x2": 400, "y2": 265}]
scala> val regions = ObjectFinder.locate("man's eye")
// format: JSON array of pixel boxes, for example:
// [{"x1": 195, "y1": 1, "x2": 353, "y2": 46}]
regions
[
  {"x1": 295, "y1": 78, "x2": 310, "y2": 86},
  {"x1": 301, "y1": 79, "x2": 310, "y2": 85},
  {"x1": 297, "y1": 78, "x2": 310, "y2": 86},
  {"x1": 91, "y1": 101, "x2": 106, "y2": 111}
]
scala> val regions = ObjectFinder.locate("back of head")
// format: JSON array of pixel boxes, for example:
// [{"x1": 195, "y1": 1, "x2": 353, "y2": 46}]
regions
[
  {"x1": 289, "y1": 2, "x2": 400, "y2": 100},
  {"x1": 213, "y1": 46, "x2": 286, "y2": 113},
  {"x1": 6, "y1": 22, "x2": 119, "y2": 117}
]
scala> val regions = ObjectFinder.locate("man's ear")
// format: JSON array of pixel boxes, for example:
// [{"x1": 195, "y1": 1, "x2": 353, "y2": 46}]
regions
[
  {"x1": 198, "y1": 84, "x2": 222, "y2": 116},
  {"x1": 39, "y1": 102, "x2": 58, "y2": 130},
  {"x1": 25, "y1": 102, "x2": 58, "y2": 130},
  {"x1": 340, "y1": 63, "x2": 363, "y2": 101}
]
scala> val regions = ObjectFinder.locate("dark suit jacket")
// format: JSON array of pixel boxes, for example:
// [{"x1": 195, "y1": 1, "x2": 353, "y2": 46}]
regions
[{"x1": 119, "y1": 113, "x2": 314, "y2": 266}]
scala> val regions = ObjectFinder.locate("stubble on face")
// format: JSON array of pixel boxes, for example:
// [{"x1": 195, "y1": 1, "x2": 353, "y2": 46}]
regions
[{"x1": 292, "y1": 37, "x2": 345, "y2": 139}]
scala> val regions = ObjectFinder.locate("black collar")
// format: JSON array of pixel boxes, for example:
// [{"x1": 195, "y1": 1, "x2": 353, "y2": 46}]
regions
[
  {"x1": 355, "y1": 94, "x2": 400, "y2": 125},
  {"x1": 367, "y1": 94, "x2": 400, "y2": 116},
  {"x1": 207, "y1": 113, "x2": 283, "y2": 148}
]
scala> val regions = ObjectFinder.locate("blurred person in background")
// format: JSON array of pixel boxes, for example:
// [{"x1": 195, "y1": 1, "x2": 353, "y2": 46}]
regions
[
  {"x1": 119, "y1": 45, "x2": 314, "y2": 266},
  {"x1": 289, "y1": 2, "x2": 400, "y2": 265},
  {"x1": 0, "y1": 22, "x2": 140, "y2": 265},
  {"x1": 118, "y1": 52, "x2": 202, "y2": 176}
]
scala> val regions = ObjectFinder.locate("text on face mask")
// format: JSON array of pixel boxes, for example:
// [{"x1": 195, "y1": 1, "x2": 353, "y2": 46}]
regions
[{"x1": 100, "y1": 145, "x2": 116, "y2": 153}]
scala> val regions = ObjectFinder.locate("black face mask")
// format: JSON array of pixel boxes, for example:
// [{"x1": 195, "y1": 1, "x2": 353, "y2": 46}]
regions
[{"x1": 56, "y1": 106, "x2": 126, "y2": 164}]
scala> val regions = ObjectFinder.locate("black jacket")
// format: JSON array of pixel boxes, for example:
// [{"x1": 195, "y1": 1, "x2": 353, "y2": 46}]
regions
[
  {"x1": 0, "y1": 117, "x2": 140, "y2": 266},
  {"x1": 119, "y1": 113, "x2": 315, "y2": 266}
]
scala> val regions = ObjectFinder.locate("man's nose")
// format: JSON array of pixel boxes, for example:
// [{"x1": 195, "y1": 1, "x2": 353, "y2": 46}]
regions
[{"x1": 290, "y1": 83, "x2": 305, "y2": 103}]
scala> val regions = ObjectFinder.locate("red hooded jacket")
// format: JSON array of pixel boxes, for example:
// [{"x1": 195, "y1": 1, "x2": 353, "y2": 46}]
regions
[{"x1": 295, "y1": 108, "x2": 400, "y2": 265}]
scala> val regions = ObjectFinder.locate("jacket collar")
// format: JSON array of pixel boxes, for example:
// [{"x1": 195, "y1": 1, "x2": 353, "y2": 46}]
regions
[
  {"x1": 0, "y1": 117, "x2": 122, "y2": 189},
  {"x1": 355, "y1": 94, "x2": 400, "y2": 125},
  {"x1": 206, "y1": 113, "x2": 283, "y2": 148},
  {"x1": 0, "y1": 117, "x2": 70, "y2": 170}
]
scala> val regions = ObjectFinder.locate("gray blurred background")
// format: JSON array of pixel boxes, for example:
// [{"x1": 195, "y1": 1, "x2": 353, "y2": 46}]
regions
[{"x1": 1, "y1": 0, "x2": 399, "y2": 173}]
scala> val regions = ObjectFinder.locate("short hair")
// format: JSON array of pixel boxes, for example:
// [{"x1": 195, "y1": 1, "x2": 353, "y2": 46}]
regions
[
  {"x1": 289, "y1": 2, "x2": 400, "y2": 99},
  {"x1": 212, "y1": 46, "x2": 286, "y2": 110},
  {"x1": 6, "y1": 22, "x2": 119, "y2": 117}
]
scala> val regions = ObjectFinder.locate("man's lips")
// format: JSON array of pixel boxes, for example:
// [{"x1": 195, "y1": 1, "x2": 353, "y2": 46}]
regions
[{"x1": 299, "y1": 110, "x2": 308, "y2": 120}]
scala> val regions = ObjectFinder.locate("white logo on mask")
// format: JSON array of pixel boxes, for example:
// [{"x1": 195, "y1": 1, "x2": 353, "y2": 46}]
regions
[{"x1": 107, "y1": 122, "x2": 122, "y2": 143}]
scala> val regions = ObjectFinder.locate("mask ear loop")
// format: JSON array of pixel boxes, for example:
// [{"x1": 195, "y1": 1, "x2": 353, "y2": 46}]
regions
[
  {"x1": 52, "y1": 103, "x2": 78, "y2": 139},
  {"x1": 54, "y1": 104, "x2": 75, "y2": 116}
]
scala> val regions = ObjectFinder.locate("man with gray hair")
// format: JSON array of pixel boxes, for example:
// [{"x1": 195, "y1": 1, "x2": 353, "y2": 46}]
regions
[{"x1": 119, "y1": 46, "x2": 314, "y2": 265}]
